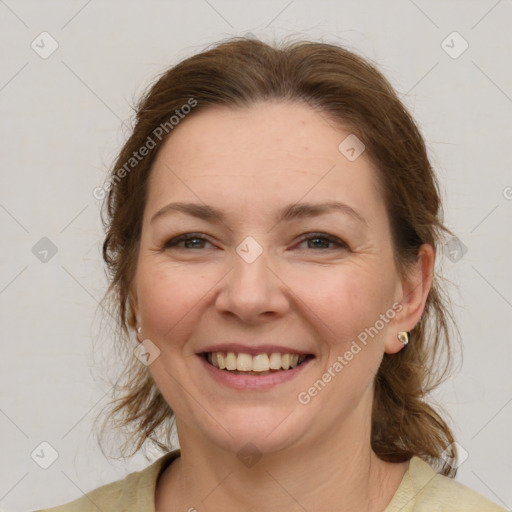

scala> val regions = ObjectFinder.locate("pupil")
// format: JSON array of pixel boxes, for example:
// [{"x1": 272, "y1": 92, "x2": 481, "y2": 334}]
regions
[
  {"x1": 185, "y1": 238, "x2": 202, "y2": 248},
  {"x1": 309, "y1": 238, "x2": 328, "y2": 249}
]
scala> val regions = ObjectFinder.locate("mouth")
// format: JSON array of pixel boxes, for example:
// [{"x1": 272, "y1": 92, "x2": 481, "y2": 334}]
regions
[{"x1": 201, "y1": 351, "x2": 314, "y2": 375}]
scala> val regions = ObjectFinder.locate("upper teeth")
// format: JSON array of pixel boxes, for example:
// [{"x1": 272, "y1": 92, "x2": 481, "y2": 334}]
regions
[{"x1": 207, "y1": 352, "x2": 306, "y2": 372}]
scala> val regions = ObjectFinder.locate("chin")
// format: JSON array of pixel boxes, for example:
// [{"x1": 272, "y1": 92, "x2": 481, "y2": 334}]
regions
[{"x1": 199, "y1": 406, "x2": 310, "y2": 456}]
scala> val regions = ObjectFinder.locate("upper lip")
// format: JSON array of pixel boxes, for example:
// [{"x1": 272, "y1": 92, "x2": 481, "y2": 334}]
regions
[{"x1": 196, "y1": 343, "x2": 314, "y2": 356}]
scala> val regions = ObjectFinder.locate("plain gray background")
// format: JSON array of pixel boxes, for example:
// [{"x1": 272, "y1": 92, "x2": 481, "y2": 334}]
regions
[{"x1": 1, "y1": 1, "x2": 511, "y2": 510}]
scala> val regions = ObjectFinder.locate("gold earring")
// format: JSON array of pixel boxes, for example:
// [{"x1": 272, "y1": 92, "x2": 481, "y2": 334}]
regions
[{"x1": 397, "y1": 331, "x2": 409, "y2": 345}]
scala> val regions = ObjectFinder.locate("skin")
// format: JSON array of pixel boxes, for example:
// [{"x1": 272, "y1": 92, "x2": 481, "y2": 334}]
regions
[{"x1": 129, "y1": 100, "x2": 434, "y2": 511}]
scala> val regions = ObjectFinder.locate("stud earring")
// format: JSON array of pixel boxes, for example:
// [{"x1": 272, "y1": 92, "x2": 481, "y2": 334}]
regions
[
  {"x1": 397, "y1": 331, "x2": 409, "y2": 345},
  {"x1": 137, "y1": 326, "x2": 142, "y2": 334}
]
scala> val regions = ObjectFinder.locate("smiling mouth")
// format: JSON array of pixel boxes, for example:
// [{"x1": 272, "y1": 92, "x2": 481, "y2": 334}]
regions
[{"x1": 202, "y1": 351, "x2": 313, "y2": 375}]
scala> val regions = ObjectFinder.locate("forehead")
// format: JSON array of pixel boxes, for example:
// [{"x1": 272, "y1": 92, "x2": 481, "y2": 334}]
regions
[
  {"x1": 154, "y1": 101, "x2": 355, "y2": 172},
  {"x1": 146, "y1": 101, "x2": 385, "y2": 224}
]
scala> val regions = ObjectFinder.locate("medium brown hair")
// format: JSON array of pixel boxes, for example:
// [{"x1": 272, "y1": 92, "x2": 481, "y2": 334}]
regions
[{"x1": 95, "y1": 36, "x2": 459, "y2": 475}]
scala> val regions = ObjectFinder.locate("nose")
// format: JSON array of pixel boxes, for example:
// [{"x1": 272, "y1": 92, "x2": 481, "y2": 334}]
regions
[{"x1": 215, "y1": 243, "x2": 290, "y2": 324}]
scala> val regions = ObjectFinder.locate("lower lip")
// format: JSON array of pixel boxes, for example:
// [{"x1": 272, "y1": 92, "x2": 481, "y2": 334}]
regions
[{"x1": 198, "y1": 355, "x2": 313, "y2": 391}]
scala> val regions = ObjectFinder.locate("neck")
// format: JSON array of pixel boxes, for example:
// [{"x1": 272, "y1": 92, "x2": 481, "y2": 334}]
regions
[{"x1": 156, "y1": 413, "x2": 409, "y2": 511}]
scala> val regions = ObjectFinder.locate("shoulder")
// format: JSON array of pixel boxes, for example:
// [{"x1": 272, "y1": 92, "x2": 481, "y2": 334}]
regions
[
  {"x1": 386, "y1": 456, "x2": 507, "y2": 512},
  {"x1": 34, "y1": 450, "x2": 180, "y2": 512}
]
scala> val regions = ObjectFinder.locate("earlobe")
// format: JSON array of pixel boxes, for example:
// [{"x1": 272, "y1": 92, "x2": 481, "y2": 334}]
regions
[
  {"x1": 385, "y1": 331, "x2": 410, "y2": 355},
  {"x1": 384, "y1": 243, "x2": 435, "y2": 355},
  {"x1": 397, "y1": 331, "x2": 409, "y2": 345}
]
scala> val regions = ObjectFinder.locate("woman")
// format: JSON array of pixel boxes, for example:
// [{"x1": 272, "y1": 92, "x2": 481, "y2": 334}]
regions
[{"x1": 37, "y1": 37, "x2": 505, "y2": 511}]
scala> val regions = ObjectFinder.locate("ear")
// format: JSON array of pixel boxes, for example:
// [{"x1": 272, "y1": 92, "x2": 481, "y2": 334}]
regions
[{"x1": 385, "y1": 243, "x2": 435, "y2": 354}]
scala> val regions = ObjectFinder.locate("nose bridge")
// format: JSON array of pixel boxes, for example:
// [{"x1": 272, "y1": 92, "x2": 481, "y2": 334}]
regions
[
  {"x1": 231, "y1": 235, "x2": 272, "y2": 297},
  {"x1": 216, "y1": 235, "x2": 287, "y2": 319},
  {"x1": 234, "y1": 242, "x2": 269, "y2": 284}
]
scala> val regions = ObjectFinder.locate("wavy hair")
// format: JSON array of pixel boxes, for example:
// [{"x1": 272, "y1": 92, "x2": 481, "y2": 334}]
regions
[{"x1": 94, "y1": 36, "x2": 460, "y2": 475}]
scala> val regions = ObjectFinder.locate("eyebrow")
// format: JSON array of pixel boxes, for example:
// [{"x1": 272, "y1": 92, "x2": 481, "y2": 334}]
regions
[{"x1": 150, "y1": 201, "x2": 367, "y2": 226}]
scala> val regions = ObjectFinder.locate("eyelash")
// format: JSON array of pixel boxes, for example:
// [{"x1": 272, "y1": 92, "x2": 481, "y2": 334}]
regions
[{"x1": 163, "y1": 232, "x2": 348, "y2": 251}]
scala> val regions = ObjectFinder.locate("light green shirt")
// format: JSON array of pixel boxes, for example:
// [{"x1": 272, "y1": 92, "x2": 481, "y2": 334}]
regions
[{"x1": 35, "y1": 450, "x2": 506, "y2": 511}]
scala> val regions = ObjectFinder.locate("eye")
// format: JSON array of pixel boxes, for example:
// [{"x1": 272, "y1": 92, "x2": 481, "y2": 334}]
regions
[
  {"x1": 162, "y1": 232, "x2": 349, "y2": 251},
  {"x1": 296, "y1": 233, "x2": 349, "y2": 251},
  {"x1": 163, "y1": 233, "x2": 213, "y2": 250}
]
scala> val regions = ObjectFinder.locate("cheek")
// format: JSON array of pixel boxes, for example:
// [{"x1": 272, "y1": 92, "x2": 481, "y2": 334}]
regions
[
  {"x1": 289, "y1": 262, "x2": 385, "y2": 342},
  {"x1": 137, "y1": 260, "x2": 213, "y2": 345}
]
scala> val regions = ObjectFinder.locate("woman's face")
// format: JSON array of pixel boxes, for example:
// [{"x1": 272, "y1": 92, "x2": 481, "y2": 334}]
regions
[{"x1": 130, "y1": 101, "x2": 410, "y2": 455}]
